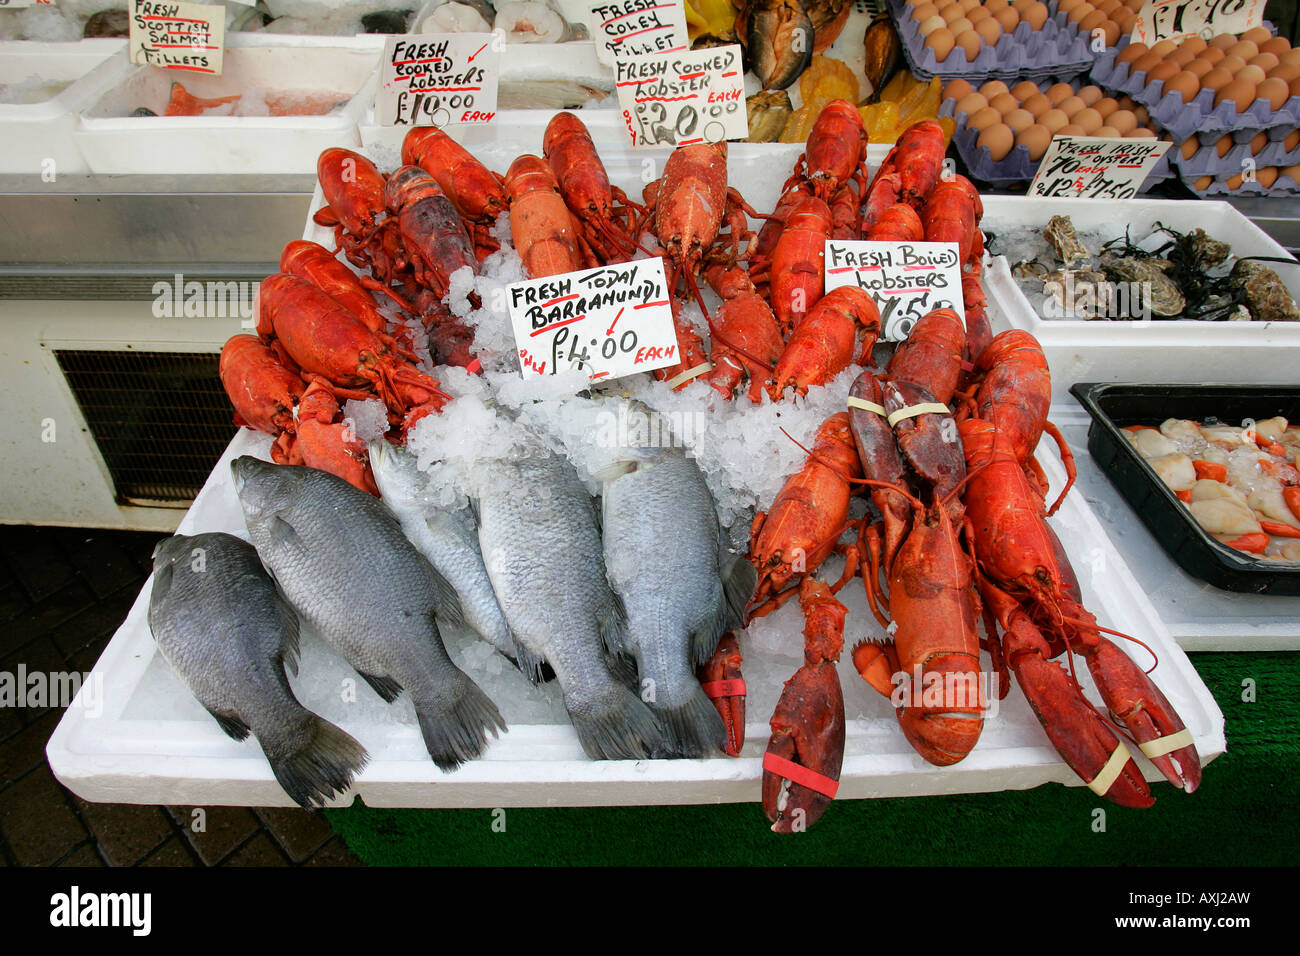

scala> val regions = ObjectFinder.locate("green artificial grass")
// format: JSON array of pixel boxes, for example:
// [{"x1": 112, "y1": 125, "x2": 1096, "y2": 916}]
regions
[{"x1": 323, "y1": 652, "x2": 1299, "y2": 866}]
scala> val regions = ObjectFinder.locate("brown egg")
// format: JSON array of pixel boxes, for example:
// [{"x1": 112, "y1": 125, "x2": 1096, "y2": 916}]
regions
[
  {"x1": 1080, "y1": 10, "x2": 1108, "y2": 34},
  {"x1": 1200, "y1": 66, "x2": 1235, "y2": 91},
  {"x1": 1096, "y1": 0, "x2": 1122, "y2": 12},
  {"x1": 1039, "y1": 108, "x2": 1070, "y2": 133},
  {"x1": 1282, "y1": 48, "x2": 1300, "y2": 67},
  {"x1": 1003, "y1": 108, "x2": 1036, "y2": 134},
  {"x1": 1194, "y1": 175, "x2": 1213, "y2": 190},
  {"x1": 976, "y1": 17, "x2": 1003, "y2": 45},
  {"x1": 1129, "y1": 126, "x2": 1156, "y2": 138},
  {"x1": 1165, "y1": 71, "x2": 1202, "y2": 104},
  {"x1": 1058, "y1": 0, "x2": 1084, "y2": 13},
  {"x1": 1286, "y1": 129, "x2": 1300, "y2": 151},
  {"x1": 1067, "y1": 2, "x2": 1093, "y2": 24},
  {"x1": 949, "y1": 16, "x2": 975, "y2": 34},
  {"x1": 977, "y1": 123, "x2": 1016, "y2": 160},
  {"x1": 967, "y1": 5, "x2": 992, "y2": 21},
  {"x1": 1133, "y1": 51, "x2": 1163, "y2": 75},
  {"x1": 1133, "y1": 105, "x2": 1150, "y2": 125},
  {"x1": 959, "y1": 0, "x2": 981, "y2": 12},
  {"x1": 913, "y1": 1, "x2": 940, "y2": 16},
  {"x1": 968, "y1": 106, "x2": 1003, "y2": 130},
  {"x1": 1117, "y1": 42, "x2": 1148, "y2": 65},
  {"x1": 1169, "y1": 45, "x2": 1198, "y2": 68},
  {"x1": 1291, "y1": 75, "x2": 1300, "y2": 99},
  {"x1": 980, "y1": 79, "x2": 1011, "y2": 97},
  {"x1": 1200, "y1": 46, "x2": 1226, "y2": 65},
  {"x1": 1107, "y1": 109, "x2": 1138, "y2": 135},
  {"x1": 1258, "y1": 77, "x2": 1291, "y2": 110},
  {"x1": 956, "y1": 29, "x2": 983, "y2": 61},
  {"x1": 1258, "y1": 166, "x2": 1279, "y2": 188},
  {"x1": 1268, "y1": 63, "x2": 1300, "y2": 84},
  {"x1": 927, "y1": 27, "x2": 957, "y2": 60},
  {"x1": 1226, "y1": 172, "x2": 1244, "y2": 190},
  {"x1": 1219, "y1": 55, "x2": 1248, "y2": 75},
  {"x1": 1249, "y1": 53, "x2": 1280, "y2": 73},
  {"x1": 944, "y1": 78, "x2": 975, "y2": 101},
  {"x1": 1215, "y1": 134, "x2": 1234, "y2": 157},
  {"x1": 1012, "y1": 0, "x2": 1037, "y2": 10},
  {"x1": 1227, "y1": 40, "x2": 1260, "y2": 61},
  {"x1": 1241, "y1": 26, "x2": 1273, "y2": 46},
  {"x1": 1216, "y1": 78, "x2": 1258, "y2": 112},
  {"x1": 1021, "y1": 2, "x2": 1048, "y2": 29},
  {"x1": 1284, "y1": 164, "x2": 1300, "y2": 183},
  {"x1": 1150, "y1": 39, "x2": 1178, "y2": 57},
  {"x1": 1093, "y1": 97, "x2": 1119, "y2": 119},
  {"x1": 1250, "y1": 130, "x2": 1269, "y2": 154},
  {"x1": 1076, "y1": 85, "x2": 1103, "y2": 106},
  {"x1": 1096, "y1": 126, "x2": 1121, "y2": 138},
  {"x1": 1179, "y1": 137, "x2": 1199, "y2": 159},
  {"x1": 1209, "y1": 33, "x2": 1238, "y2": 51},
  {"x1": 1116, "y1": 94, "x2": 1136, "y2": 110},
  {"x1": 1011, "y1": 80, "x2": 1039, "y2": 100},
  {"x1": 1184, "y1": 59, "x2": 1215, "y2": 79},
  {"x1": 1016, "y1": 124, "x2": 1052, "y2": 159},
  {"x1": 1237, "y1": 64, "x2": 1268, "y2": 86},
  {"x1": 990, "y1": 92, "x2": 1020, "y2": 113},
  {"x1": 955, "y1": 92, "x2": 989, "y2": 116},
  {"x1": 1147, "y1": 61, "x2": 1182, "y2": 86},
  {"x1": 1179, "y1": 36, "x2": 1208, "y2": 56},
  {"x1": 1058, "y1": 124, "x2": 1087, "y2": 135},
  {"x1": 1021, "y1": 92, "x2": 1052, "y2": 116},
  {"x1": 1098, "y1": 20, "x2": 1121, "y2": 46},
  {"x1": 919, "y1": 15, "x2": 948, "y2": 34},
  {"x1": 993, "y1": 7, "x2": 1020, "y2": 31},
  {"x1": 1045, "y1": 82, "x2": 1075, "y2": 105},
  {"x1": 1260, "y1": 37, "x2": 1292, "y2": 58},
  {"x1": 1073, "y1": 107, "x2": 1104, "y2": 133},
  {"x1": 1058, "y1": 95, "x2": 1087, "y2": 117}
]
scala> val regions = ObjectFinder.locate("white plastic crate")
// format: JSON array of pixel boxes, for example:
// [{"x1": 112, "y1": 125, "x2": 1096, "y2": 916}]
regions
[
  {"x1": 982, "y1": 196, "x2": 1300, "y2": 401},
  {"x1": 74, "y1": 34, "x2": 384, "y2": 175},
  {"x1": 0, "y1": 39, "x2": 130, "y2": 175}
]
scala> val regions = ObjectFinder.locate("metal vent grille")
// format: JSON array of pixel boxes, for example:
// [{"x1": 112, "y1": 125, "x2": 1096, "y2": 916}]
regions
[{"x1": 54, "y1": 350, "x2": 236, "y2": 506}]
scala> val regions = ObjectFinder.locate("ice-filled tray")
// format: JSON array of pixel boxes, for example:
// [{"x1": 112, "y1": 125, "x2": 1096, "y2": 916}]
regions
[
  {"x1": 981, "y1": 195, "x2": 1300, "y2": 401},
  {"x1": 46, "y1": 426, "x2": 1224, "y2": 807},
  {"x1": 74, "y1": 34, "x2": 384, "y2": 175},
  {"x1": 1055, "y1": 404, "x2": 1300, "y2": 650},
  {"x1": 0, "y1": 39, "x2": 130, "y2": 175}
]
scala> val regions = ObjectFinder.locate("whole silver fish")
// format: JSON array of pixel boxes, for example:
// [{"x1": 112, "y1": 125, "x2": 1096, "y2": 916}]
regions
[
  {"x1": 473, "y1": 449, "x2": 666, "y2": 760},
  {"x1": 599, "y1": 406, "x2": 756, "y2": 757},
  {"x1": 369, "y1": 439, "x2": 516, "y2": 662},
  {"x1": 232, "y1": 457, "x2": 506, "y2": 771},
  {"x1": 148, "y1": 532, "x2": 367, "y2": 808}
]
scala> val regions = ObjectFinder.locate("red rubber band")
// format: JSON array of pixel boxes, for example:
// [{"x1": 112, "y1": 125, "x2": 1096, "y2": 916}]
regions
[
  {"x1": 762, "y1": 752, "x2": 840, "y2": 799},
  {"x1": 960, "y1": 360, "x2": 975, "y2": 372},
  {"x1": 464, "y1": 358, "x2": 482, "y2": 375},
  {"x1": 700, "y1": 678, "x2": 746, "y2": 699}
]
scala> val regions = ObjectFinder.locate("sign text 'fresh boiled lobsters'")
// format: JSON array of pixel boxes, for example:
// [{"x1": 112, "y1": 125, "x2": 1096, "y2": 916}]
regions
[{"x1": 824, "y1": 240, "x2": 965, "y2": 342}]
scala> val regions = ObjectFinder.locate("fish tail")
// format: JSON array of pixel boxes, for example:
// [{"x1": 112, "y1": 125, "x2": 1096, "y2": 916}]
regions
[
  {"x1": 567, "y1": 684, "x2": 668, "y2": 761},
  {"x1": 652, "y1": 685, "x2": 728, "y2": 759},
  {"x1": 264, "y1": 714, "x2": 369, "y2": 810},
  {"x1": 414, "y1": 677, "x2": 508, "y2": 772}
]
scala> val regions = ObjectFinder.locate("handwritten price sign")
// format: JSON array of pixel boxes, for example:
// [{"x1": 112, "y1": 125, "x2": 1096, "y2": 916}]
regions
[
  {"x1": 129, "y1": 0, "x2": 225, "y2": 75},
  {"x1": 375, "y1": 34, "x2": 499, "y2": 127},
  {"x1": 615, "y1": 44, "x2": 747, "y2": 148},
  {"x1": 1028, "y1": 136, "x2": 1172, "y2": 199},
  {"x1": 507, "y1": 258, "x2": 680, "y2": 382},
  {"x1": 589, "y1": 0, "x2": 690, "y2": 66},
  {"x1": 824, "y1": 241, "x2": 964, "y2": 342},
  {"x1": 1131, "y1": 0, "x2": 1263, "y2": 44}
]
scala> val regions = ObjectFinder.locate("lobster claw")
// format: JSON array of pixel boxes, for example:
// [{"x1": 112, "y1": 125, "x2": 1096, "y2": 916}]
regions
[
  {"x1": 761, "y1": 580, "x2": 846, "y2": 833},
  {"x1": 698, "y1": 632, "x2": 746, "y2": 757},
  {"x1": 1083, "y1": 638, "x2": 1202, "y2": 795}
]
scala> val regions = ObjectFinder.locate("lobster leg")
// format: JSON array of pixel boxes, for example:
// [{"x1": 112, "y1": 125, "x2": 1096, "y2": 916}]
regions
[
  {"x1": 697, "y1": 632, "x2": 746, "y2": 757},
  {"x1": 761, "y1": 579, "x2": 846, "y2": 833}
]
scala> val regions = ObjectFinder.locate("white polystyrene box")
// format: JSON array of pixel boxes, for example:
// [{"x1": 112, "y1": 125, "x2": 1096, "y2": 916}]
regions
[
  {"x1": 0, "y1": 39, "x2": 130, "y2": 174},
  {"x1": 981, "y1": 196, "x2": 1300, "y2": 401},
  {"x1": 74, "y1": 34, "x2": 385, "y2": 175}
]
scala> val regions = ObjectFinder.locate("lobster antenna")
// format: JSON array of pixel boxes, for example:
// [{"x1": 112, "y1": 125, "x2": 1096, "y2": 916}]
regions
[{"x1": 779, "y1": 426, "x2": 926, "y2": 512}]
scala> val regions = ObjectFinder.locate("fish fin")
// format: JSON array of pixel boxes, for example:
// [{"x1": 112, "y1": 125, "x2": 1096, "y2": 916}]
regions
[
  {"x1": 721, "y1": 552, "x2": 759, "y2": 624},
  {"x1": 650, "y1": 686, "x2": 727, "y2": 758},
  {"x1": 205, "y1": 708, "x2": 251, "y2": 742},
  {"x1": 275, "y1": 589, "x2": 302, "y2": 677},
  {"x1": 605, "y1": 650, "x2": 640, "y2": 690},
  {"x1": 269, "y1": 515, "x2": 308, "y2": 553},
  {"x1": 599, "y1": 590, "x2": 629, "y2": 658},
  {"x1": 263, "y1": 713, "x2": 369, "y2": 810},
  {"x1": 566, "y1": 682, "x2": 667, "y2": 761},
  {"x1": 511, "y1": 637, "x2": 551, "y2": 685},
  {"x1": 413, "y1": 677, "x2": 506, "y2": 771},
  {"x1": 592, "y1": 459, "x2": 637, "y2": 485},
  {"x1": 419, "y1": 556, "x2": 465, "y2": 628},
  {"x1": 358, "y1": 671, "x2": 403, "y2": 703},
  {"x1": 690, "y1": 558, "x2": 757, "y2": 668}
]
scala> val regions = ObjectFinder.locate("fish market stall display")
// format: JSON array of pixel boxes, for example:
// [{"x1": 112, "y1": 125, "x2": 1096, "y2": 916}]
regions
[{"x1": 48, "y1": 108, "x2": 1223, "y2": 825}]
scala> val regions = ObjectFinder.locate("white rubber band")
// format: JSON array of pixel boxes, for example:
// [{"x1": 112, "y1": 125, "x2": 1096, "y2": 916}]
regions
[
  {"x1": 664, "y1": 362, "x2": 713, "y2": 390},
  {"x1": 1139, "y1": 728, "x2": 1194, "y2": 760},
  {"x1": 1086, "y1": 743, "x2": 1133, "y2": 797},
  {"x1": 886, "y1": 402, "x2": 952, "y2": 428},
  {"x1": 847, "y1": 396, "x2": 886, "y2": 416}
]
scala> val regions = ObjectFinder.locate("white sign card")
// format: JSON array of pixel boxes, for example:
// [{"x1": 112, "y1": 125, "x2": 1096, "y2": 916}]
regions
[
  {"x1": 614, "y1": 44, "x2": 747, "y2": 148},
  {"x1": 588, "y1": 1, "x2": 690, "y2": 66},
  {"x1": 824, "y1": 240, "x2": 965, "y2": 342},
  {"x1": 375, "y1": 34, "x2": 499, "y2": 127},
  {"x1": 1028, "y1": 136, "x2": 1173, "y2": 199},
  {"x1": 129, "y1": 1, "x2": 225, "y2": 75},
  {"x1": 1131, "y1": 0, "x2": 1264, "y2": 44}
]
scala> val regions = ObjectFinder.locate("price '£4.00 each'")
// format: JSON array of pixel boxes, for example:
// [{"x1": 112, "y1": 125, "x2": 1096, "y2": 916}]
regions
[
  {"x1": 615, "y1": 44, "x2": 747, "y2": 148},
  {"x1": 1028, "y1": 135, "x2": 1172, "y2": 200},
  {"x1": 1130, "y1": 0, "x2": 1263, "y2": 45},
  {"x1": 588, "y1": 0, "x2": 690, "y2": 66},
  {"x1": 129, "y1": 0, "x2": 225, "y2": 75},
  {"x1": 375, "y1": 33, "x2": 499, "y2": 127},
  {"x1": 824, "y1": 240, "x2": 965, "y2": 342},
  {"x1": 507, "y1": 258, "x2": 682, "y2": 383}
]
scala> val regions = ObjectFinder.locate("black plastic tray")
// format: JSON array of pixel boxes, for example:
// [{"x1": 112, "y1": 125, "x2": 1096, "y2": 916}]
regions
[{"x1": 1070, "y1": 382, "x2": 1300, "y2": 596}]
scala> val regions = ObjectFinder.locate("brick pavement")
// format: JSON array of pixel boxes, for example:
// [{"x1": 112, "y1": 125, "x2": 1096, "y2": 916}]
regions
[{"x1": 0, "y1": 525, "x2": 363, "y2": 867}]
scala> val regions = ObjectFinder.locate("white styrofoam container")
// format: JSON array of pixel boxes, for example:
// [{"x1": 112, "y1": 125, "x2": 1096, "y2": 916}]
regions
[
  {"x1": 982, "y1": 196, "x2": 1300, "y2": 401},
  {"x1": 0, "y1": 39, "x2": 130, "y2": 174},
  {"x1": 74, "y1": 34, "x2": 385, "y2": 174},
  {"x1": 45, "y1": 427, "x2": 1224, "y2": 808}
]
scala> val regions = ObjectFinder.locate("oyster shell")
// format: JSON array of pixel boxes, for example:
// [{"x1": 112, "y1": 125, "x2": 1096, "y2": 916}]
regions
[
  {"x1": 1043, "y1": 215, "x2": 1090, "y2": 267},
  {"x1": 1231, "y1": 260, "x2": 1300, "y2": 322},
  {"x1": 1099, "y1": 254, "x2": 1185, "y2": 316}
]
